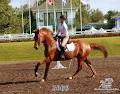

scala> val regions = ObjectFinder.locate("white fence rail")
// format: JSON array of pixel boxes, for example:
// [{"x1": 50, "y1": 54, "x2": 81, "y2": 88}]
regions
[
  {"x1": 0, "y1": 34, "x2": 34, "y2": 41},
  {"x1": 0, "y1": 29, "x2": 119, "y2": 41},
  {"x1": 69, "y1": 28, "x2": 120, "y2": 36}
]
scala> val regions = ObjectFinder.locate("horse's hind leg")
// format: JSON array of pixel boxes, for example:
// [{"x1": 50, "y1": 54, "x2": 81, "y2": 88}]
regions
[
  {"x1": 68, "y1": 61, "x2": 81, "y2": 79},
  {"x1": 68, "y1": 57, "x2": 83, "y2": 80},
  {"x1": 84, "y1": 58, "x2": 96, "y2": 78}
]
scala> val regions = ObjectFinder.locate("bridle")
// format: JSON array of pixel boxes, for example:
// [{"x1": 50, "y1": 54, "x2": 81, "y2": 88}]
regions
[{"x1": 34, "y1": 31, "x2": 41, "y2": 48}]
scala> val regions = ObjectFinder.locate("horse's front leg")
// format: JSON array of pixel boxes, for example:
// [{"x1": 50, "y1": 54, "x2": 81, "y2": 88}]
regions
[
  {"x1": 42, "y1": 62, "x2": 50, "y2": 82},
  {"x1": 34, "y1": 57, "x2": 51, "y2": 81},
  {"x1": 34, "y1": 62, "x2": 40, "y2": 77}
]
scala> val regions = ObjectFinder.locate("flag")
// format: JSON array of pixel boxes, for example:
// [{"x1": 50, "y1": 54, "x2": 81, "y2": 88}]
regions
[
  {"x1": 62, "y1": 0, "x2": 67, "y2": 6},
  {"x1": 81, "y1": 0, "x2": 89, "y2": 5},
  {"x1": 48, "y1": 0, "x2": 54, "y2": 6}
]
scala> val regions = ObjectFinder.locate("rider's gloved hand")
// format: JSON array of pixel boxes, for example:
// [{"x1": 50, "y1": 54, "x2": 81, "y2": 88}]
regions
[
  {"x1": 53, "y1": 32, "x2": 59, "y2": 40},
  {"x1": 53, "y1": 31, "x2": 57, "y2": 37}
]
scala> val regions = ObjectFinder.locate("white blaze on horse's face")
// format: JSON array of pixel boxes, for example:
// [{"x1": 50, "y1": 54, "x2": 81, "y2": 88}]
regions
[
  {"x1": 34, "y1": 31, "x2": 41, "y2": 50},
  {"x1": 34, "y1": 29, "x2": 45, "y2": 50}
]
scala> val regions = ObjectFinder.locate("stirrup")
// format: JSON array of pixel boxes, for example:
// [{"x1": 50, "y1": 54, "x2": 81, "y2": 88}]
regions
[
  {"x1": 59, "y1": 51, "x2": 65, "y2": 59},
  {"x1": 60, "y1": 54, "x2": 65, "y2": 59}
]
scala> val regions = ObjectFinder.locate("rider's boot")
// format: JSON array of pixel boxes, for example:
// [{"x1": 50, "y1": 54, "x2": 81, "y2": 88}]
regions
[{"x1": 59, "y1": 46, "x2": 65, "y2": 59}]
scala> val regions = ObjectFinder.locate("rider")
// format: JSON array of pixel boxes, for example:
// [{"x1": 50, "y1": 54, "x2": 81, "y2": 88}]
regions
[{"x1": 56, "y1": 15, "x2": 69, "y2": 58}]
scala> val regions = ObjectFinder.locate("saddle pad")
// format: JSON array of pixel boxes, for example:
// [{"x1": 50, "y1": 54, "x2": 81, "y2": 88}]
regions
[{"x1": 66, "y1": 42, "x2": 75, "y2": 51}]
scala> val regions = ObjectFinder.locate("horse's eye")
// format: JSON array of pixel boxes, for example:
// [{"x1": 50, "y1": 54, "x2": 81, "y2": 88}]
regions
[{"x1": 34, "y1": 36, "x2": 37, "y2": 41}]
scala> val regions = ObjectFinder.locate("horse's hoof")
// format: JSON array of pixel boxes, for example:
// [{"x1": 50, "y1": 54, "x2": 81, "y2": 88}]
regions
[
  {"x1": 35, "y1": 72, "x2": 39, "y2": 77},
  {"x1": 41, "y1": 79, "x2": 45, "y2": 82},
  {"x1": 90, "y1": 75, "x2": 95, "y2": 78},
  {"x1": 68, "y1": 76, "x2": 73, "y2": 80}
]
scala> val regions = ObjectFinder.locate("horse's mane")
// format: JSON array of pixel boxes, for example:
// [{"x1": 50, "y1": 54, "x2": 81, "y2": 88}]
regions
[
  {"x1": 39, "y1": 27, "x2": 53, "y2": 35},
  {"x1": 34, "y1": 27, "x2": 54, "y2": 41}
]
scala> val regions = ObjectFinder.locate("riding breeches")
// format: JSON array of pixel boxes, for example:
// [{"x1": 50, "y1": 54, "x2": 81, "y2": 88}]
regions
[{"x1": 61, "y1": 36, "x2": 69, "y2": 47}]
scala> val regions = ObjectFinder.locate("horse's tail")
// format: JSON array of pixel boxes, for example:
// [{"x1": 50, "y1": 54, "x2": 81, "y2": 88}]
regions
[{"x1": 90, "y1": 43, "x2": 108, "y2": 58}]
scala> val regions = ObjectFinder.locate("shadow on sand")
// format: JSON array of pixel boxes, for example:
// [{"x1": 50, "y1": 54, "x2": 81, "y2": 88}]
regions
[{"x1": 0, "y1": 80, "x2": 41, "y2": 85}]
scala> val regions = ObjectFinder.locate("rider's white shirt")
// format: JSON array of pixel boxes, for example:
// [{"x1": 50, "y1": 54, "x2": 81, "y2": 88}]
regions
[{"x1": 58, "y1": 21, "x2": 69, "y2": 37}]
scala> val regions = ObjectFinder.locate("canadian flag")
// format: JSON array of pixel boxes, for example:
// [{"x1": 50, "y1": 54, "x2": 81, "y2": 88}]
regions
[
  {"x1": 48, "y1": 0, "x2": 54, "y2": 5},
  {"x1": 81, "y1": 0, "x2": 89, "y2": 5},
  {"x1": 62, "y1": 0, "x2": 67, "y2": 6}
]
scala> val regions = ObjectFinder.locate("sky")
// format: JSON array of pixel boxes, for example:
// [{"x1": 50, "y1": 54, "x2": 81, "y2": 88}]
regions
[
  {"x1": 10, "y1": 0, "x2": 120, "y2": 14},
  {"x1": 89, "y1": 0, "x2": 120, "y2": 14},
  {"x1": 10, "y1": 0, "x2": 35, "y2": 8}
]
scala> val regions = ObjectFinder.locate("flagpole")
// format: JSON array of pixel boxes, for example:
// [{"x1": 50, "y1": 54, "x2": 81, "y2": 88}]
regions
[
  {"x1": 62, "y1": 0, "x2": 63, "y2": 14},
  {"x1": 21, "y1": 5, "x2": 24, "y2": 34},
  {"x1": 70, "y1": 0, "x2": 73, "y2": 32},
  {"x1": 36, "y1": 0, "x2": 39, "y2": 28},
  {"x1": 80, "y1": 0, "x2": 82, "y2": 32},
  {"x1": 53, "y1": 1, "x2": 56, "y2": 32},
  {"x1": 28, "y1": 0, "x2": 32, "y2": 34},
  {"x1": 46, "y1": 0, "x2": 48, "y2": 26}
]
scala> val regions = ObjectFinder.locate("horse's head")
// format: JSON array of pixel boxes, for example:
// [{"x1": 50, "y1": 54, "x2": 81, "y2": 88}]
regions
[{"x1": 33, "y1": 28, "x2": 53, "y2": 50}]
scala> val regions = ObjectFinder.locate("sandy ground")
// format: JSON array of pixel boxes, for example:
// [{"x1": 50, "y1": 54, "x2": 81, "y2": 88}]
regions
[{"x1": 0, "y1": 57, "x2": 120, "y2": 94}]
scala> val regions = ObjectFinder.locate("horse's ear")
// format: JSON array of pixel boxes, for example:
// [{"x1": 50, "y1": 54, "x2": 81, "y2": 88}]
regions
[
  {"x1": 33, "y1": 29, "x2": 36, "y2": 33},
  {"x1": 33, "y1": 29, "x2": 39, "y2": 33}
]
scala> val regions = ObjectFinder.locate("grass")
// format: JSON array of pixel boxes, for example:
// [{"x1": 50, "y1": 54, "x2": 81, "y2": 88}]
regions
[
  {"x1": 80, "y1": 36, "x2": 120, "y2": 58},
  {"x1": 0, "y1": 37, "x2": 119, "y2": 62},
  {"x1": 0, "y1": 42, "x2": 45, "y2": 61}
]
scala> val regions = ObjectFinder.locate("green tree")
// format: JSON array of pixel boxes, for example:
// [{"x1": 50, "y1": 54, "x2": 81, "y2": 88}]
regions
[
  {"x1": 15, "y1": 4, "x2": 36, "y2": 34},
  {"x1": 75, "y1": 5, "x2": 91, "y2": 27},
  {"x1": 0, "y1": 0, "x2": 21, "y2": 34},
  {"x1": 72, "y1": 0, "x2": 91, "y2": 27},
  {"x1": 105, "y1": 10, "x2": 119, "y2": 29},
  {"x1": 90, "y1": 9, "x2": 104, "y2": 23}
]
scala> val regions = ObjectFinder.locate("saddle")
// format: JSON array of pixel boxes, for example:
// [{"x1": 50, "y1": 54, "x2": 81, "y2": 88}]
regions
[{"x1": 54, "y1": 35, "x2": 75, "y2": 52}]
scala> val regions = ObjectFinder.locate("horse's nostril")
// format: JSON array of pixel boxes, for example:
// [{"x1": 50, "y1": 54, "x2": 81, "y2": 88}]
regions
[{"x1": 34, "y1": 46, "x2": 38, "y2": 50}]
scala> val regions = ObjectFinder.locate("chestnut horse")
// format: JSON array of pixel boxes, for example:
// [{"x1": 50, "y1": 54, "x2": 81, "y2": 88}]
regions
[{"x1": 34, "y1": 28, "x2": 108, "y2": 82}]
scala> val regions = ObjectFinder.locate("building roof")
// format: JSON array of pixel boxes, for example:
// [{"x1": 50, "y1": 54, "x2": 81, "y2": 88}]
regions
[
  {"x1": 112, "y1": 14, "x2": 120, "y2": 20},
  {"x1": 32, "y1": 0, "x2": 77, "y2": 12},
  {"x1": 113, "y1": 16, "x2": 120, "y2": 20},
  {"x1": 113, "y1": 17, "x2": 120, "y2": 20}
]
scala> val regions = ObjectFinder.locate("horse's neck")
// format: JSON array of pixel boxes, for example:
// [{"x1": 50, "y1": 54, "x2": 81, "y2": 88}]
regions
[
  {"x1": 43, "y1": 38, "x2": 56, "y2": 57},
  {"x1": 43, "y1": 43, "x2": 49, "y2": 57},
  {"x1": 45, "y1": 35, "x2": 56, "y2": 47}
]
